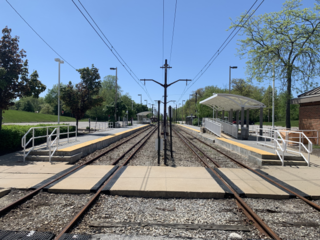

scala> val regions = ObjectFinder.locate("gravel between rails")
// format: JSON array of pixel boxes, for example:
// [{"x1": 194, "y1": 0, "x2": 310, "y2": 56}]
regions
[
  {"x1": 176, "y1": 126, "x2": 260, "y2": 169},
  {"x1": 71, "y1": 195, "x2": 263, "y2": 239},
  {"x1": 243, "y1": 198, "x2": 320, "y2": 240},
  {"x1": 0, "y1": 189, "x2": 33, "y2": 209},
  {"x1": 178, "y1": 129, "x2": 239, "y2": 168},
  {"x1": 0, "y1": 192, "x2": 93, "y2": 235},
  {"x1": 129, "y1": 127, "x2": 202, "y2": 167},
  {"x1": 76, "y1": 126, "x2": 154, "y2": 166}
]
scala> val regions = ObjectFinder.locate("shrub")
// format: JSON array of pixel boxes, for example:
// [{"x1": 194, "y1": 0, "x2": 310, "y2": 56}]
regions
[{"x1": 0, "y1": 124, "x2": 75, "y2": 151}]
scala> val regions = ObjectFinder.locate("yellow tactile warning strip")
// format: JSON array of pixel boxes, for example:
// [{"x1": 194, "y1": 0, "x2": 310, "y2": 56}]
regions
[
  {"x1": 218, "y1": 138, "x2": 275, "y2": 156},
  {"x1": 58, "y1": 125, "x2": 146, "y2": 152},
  {"x1": 179, "y1": 124, "x2": 201, "y2": 133},
  {"x1": 261, "y1": 167, "x2": 320, "y2": 198},
  {"x1": 110, "y1": 166, "x2": 225, "y2": 198},
  {"x1": 47, "y1": 165, "x2": 115, "y2": 193},
  {"x1": 218, "y1": 168, "x2": 289, "y2": 199}
]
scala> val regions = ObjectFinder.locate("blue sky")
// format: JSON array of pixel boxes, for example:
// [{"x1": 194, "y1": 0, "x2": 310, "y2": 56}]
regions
[{"x1": 1, "y1": 0, "x2": 317, "y2": 110}]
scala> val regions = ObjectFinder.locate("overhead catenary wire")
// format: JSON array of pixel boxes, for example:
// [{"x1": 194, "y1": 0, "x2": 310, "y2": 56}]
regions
[
  {"x1": 6, "y1": 0, "x2": 76, "y2": 70},
  {"x1": 177, "y1": 0, "x2": 264, "y2": 103},
  {"x1": 73, "y1": 0, "x2": 154, "y2": 103},
  {"x1": 162, "y1": 0, "x2": 165, "y2": 64},
  {"x1": 169, "y1": 0, "x2": 178, "y2": 65}
]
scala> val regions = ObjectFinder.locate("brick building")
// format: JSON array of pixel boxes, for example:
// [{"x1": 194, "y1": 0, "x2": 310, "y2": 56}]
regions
[{"x1": 292, "y1": 86, "x2": 320, "y2": 145}]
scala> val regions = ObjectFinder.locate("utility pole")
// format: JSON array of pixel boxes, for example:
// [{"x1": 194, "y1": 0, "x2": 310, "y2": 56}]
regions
[
  {"x1": 151, "y1": 104, "x2": 154, "y2": 118},
  {"x1": 176, "y1": 104, "x2": 177, "y2": 124},
  {"x1": 141, "y1": 59, "x2": 191, "y2": 165}
]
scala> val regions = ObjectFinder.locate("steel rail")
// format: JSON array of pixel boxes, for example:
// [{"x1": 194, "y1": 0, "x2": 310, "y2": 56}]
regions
[
  {"x1": 173, "y1": 128, "x2": 279, "y2": 239},
  {"x1": 0, "y1": 125, "x2": 152, "y2": 217},
  {"x1": 173, "y1": 130, "x2": 220, "y2": 168},
  {"x1": 178, "y1": 126, "x2": 320, "y2": 211},
  {"x1": 111, "y1": 127, "x2": 155, "y2": 165},
  {"x1": 54, "y1": 127, "x2": 157, "y2": 239}
]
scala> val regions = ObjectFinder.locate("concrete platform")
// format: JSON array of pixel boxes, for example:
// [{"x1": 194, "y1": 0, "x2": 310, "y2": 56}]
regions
[
  {"x1": 215, "y1": 168, "x2": 290, "y2": 199},
  {"x1": 104, "y1": 166, "x2": 231, "y2": 198},
  {"x1": 177, "y1": 125, "x2": 307, "y2": 167},
  {"x1": 47, "y1": 165, "x2": 117, "y2": 193},
  {"x1": 258, "y1": 167, "x2": 320, "y2": 199}
]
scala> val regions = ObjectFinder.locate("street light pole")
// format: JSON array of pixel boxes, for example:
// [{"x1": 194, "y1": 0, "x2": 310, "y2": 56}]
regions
[
  {"x1": 110, "y1": 67, "x2": 117, "y2": 127},
  {"x1": 138, "y1": 94, "x2": 142, "y2": 104},
  {"x1": 144, "y1": 100, "x2": 147, "y2": 106},
  {"x1": 272, "y1": 61, "x2": 275, "y2": 129},
  {"x1": 229, "y1": 66, "x2": 237, "y2": 93},
  {"x1": 54, "y1": 58, "x2": 64, "y2": 124}
]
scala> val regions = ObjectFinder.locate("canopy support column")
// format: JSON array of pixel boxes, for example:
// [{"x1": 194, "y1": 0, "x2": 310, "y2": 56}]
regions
[
  {"x1": 259, "y1": 107, "x2": 263, "y2": 137},
  {"x1": 222, "y1": 110, "x2": 225, "y2": 121},
  {"x1": 246, "y1": 109, "x2": 249, "y2": 129},
  {"x1": 241, "y1": 107, "x2": 244, "y2": 140},
  {"x1": 236, "y1": 110, "x2": 239, "y2": 137},
  {"x1": 230, "y1": 109, "x2": 233, "y2": 123}
]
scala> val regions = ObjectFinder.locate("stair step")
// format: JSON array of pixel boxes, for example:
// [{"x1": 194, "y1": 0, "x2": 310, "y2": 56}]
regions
[
  {"x1": 262, "y1": 160, "x2": 308, "y2": 166},
  {"x1": 26, "y1": 152, "x2": 81, "y2": 164}
]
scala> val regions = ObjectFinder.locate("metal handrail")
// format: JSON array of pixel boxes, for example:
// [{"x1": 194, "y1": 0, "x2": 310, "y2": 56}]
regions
[
  {"x1": 21, "y1": 125, "x2": 77, "y2": 162},
  {"x1": 254, "y1": 128, "x2": 312, "y2": 166},
  {"x1": 48, "y1": 128, "x2": 58, "y2": 163}
]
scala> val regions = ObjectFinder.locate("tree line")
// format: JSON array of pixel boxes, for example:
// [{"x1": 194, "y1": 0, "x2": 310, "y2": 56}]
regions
[{"x1": 172, "y1": 78, "x2": 299, "y2": 124}]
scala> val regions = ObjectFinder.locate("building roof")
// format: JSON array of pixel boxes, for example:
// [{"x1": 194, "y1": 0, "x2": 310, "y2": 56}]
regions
[
  {"x1": 298, "y1": 86, "x2": 320, "y2": 98},
  {"x1": 137, "y1": 111, "x2": 151, "y2": 116},
  {"x1": 291, "y1": 86, "x2": 320, "y2": 104},
  {"x1": 199, "y1": 93, "x2": 265, "y2": 111}
]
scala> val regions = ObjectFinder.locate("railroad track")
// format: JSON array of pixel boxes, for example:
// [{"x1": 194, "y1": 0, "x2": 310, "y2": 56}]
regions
[
  {"x1": 0, "y1": 125, "x2": 157, "y2": 239},
  {"x1": 174, "y1": 125, "x2": 320, "y2": 239},
  {"x1": 172, "y1": 126, "x2": 279, "y2": 239}
]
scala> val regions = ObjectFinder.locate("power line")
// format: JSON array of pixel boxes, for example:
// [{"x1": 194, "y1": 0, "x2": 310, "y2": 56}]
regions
[
  {"x1": 6, "y1": 0, "x2": 76, "y2": 70},
  {"x1": 169, "y1": 0, "x2": 178, "y2": 65},
  {"x1": 73, "y1": 0, "x2": 154, "y2": 102},
  {"x1": 162, "y1": 0, "x2": 165, "y2": 64},
  {"x1": 177, "y1": 0, "x2": 264, "y2": 103}
]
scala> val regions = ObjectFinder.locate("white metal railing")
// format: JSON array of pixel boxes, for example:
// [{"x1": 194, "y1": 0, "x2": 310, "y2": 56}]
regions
[
  {"x1": 214, "y1": 118, "x2": 238, "y2": 138},
  {"x1": 203, "y1": 118, "x2": 222, "y2": 137},
  {"x1": 21, "y1": 125, "x2": 77, "y2": 162},
  {"x1": 48, "y1": 128, "x2": 58, "y2": 163},
  {"x1": 254, "y1": 128, "x2": 313, "y2": 166}
]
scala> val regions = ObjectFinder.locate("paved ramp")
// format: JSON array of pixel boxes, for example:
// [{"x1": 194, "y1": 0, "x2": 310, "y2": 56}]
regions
[
  {"x1": 103, "y1": 166, "x2": 231, "y2": 198},
  {"x1": 258, "y1": 167, "x2": 320, "y2": 199},
  {"x1": 47, "y1": 165, "x2": 117, "y2": 193}
]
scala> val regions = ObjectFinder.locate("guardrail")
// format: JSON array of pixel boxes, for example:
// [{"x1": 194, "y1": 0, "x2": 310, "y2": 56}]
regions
[
  {"x1": 254, "y1": 128, "x2": 312, "y2": 166},
  {"x1": 214, "y1": 118, "x2": 238, "y2": 138},
  {"x1": 21, "y1": 125, "x2": 77, "y2": 162},
  {"x1": 203, "y1": 118, "x2": 222, "y2": 137}
]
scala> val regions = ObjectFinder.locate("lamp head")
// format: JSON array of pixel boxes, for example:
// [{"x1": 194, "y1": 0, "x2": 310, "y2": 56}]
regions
[
  {"x1": 230, "y1": 66, "x2": 237, "y2": 69},
  {"x1": 110, "y1": 67, "x2": 116, "y2": 70},
  {"x1": 54, "y1": 58, "x2": 64, "y2": 64}
]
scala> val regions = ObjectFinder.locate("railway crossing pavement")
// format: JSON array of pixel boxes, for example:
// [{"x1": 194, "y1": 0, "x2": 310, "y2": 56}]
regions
[{"x1": 1, "y1": 164, "x2": 320, "y2": 199}]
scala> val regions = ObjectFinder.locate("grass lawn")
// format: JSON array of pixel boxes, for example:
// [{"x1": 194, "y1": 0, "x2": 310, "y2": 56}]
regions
[
  {"x1": 2, "y1": 110, "x2": 76, "y2": 123},
  {"x1": 254, "y1": 120, "x2": 299, "y2": 127}
]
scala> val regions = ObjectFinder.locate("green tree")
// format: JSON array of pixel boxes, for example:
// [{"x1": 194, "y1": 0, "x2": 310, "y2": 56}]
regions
[
  {"x1": 60, "y1": 65, "x2": 103, "y2": 131},
  {"x1": 40, "y1": 103, "x2": 54, "y2": 115},
  {"x1": 230, "y1": 0, "x2": 320, "y2": 128},
  {"x1": 0, "y1": 27, "x2": 46, "y2": 130}
]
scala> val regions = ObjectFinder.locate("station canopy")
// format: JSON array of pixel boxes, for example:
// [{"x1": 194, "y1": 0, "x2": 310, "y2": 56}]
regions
[
  {"x1": 199, "y1": 93, "x2": 265, "y2": 111},
  {"x1": 137, "y1": 111, "x2": 151, "y2": 116}
]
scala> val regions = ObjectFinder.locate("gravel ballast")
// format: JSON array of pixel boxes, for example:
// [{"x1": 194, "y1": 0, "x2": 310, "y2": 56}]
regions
[
  {"x1": 71, "y1": 195, "x2": 263, "y2": 239},
  {"x1": 0, "y1": 192, "x2": 92, "y2": 235}
]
